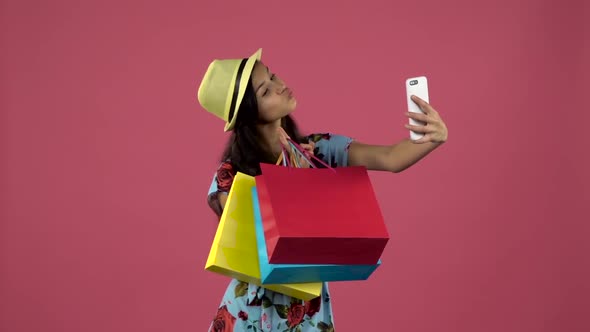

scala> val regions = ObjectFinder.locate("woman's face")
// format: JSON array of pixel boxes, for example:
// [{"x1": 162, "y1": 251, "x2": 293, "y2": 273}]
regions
[{"x1": 250, "y1": 61, "x2": 297, "y2": 124}]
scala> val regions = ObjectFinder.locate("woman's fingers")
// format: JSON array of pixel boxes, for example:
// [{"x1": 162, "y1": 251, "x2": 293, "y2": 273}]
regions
[
  {"x1": 406, "y1": 111, "x2": 434, "y2": 124},
  {"x1": 410, "y1": 95, "x2": 435, "y2": 114},
  {"x1": 404, "y1": 123, "x2": 434, "y2": 133},
  {"x1": 411, "y1": 134, "x2": 432, "y2": 144},
  {"x1": 299, "y1": 142, "x2": 315, "y2": 154}
]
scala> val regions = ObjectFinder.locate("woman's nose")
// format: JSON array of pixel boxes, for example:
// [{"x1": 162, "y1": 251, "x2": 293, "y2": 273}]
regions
[{"x1": 275, "y1": 83, "x2": 287, "y2": 94}]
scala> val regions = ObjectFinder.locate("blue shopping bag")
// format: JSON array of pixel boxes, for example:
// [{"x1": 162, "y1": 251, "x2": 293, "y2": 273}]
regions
[{"x1": 251, "y1": 186, "x2": 381, "y2": 284}]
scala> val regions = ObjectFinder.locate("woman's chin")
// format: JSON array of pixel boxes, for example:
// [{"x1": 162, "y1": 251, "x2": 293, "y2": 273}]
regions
[{"x1": 289, "y1": 99, "x2": 297, "y2": 111}]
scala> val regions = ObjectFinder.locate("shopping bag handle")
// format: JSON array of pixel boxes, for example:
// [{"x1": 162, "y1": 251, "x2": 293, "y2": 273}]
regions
[
  {"x1": 276, "y1": 145, "x2": 291, "y2": 167},
  {"x1": 273, "y1": 127, "x2": 334, "y2": 171},
  {"x1": 274, "y1": 140, "x2": 333, "y2": 170},
  {"x1": 275, "y1": 143, "x2": 300, "y2": 167},
  {"x1": 286, "y1": 138, "x2": 335, "y2": 171}
]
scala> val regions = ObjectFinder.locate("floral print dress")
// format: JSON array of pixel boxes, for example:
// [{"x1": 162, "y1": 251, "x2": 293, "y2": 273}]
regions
[{"x1": 206, "y1": 133, "x2": 354, "y2": 332}]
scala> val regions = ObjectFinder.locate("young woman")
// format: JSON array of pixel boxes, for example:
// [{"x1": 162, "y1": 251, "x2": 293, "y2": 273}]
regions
[{"x1": 198, "y1": 48, "x2": 448, "y2": 332}]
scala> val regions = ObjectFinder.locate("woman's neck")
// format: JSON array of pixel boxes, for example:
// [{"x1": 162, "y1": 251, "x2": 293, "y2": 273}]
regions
[{"x1": 256, "y1": 120, "x2": 283, "y2": 159}]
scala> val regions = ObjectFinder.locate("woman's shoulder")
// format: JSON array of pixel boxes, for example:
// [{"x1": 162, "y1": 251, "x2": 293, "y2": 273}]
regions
[
  {"x1": 305, "y1": 132, "x2": 333, "y2": 143},
  {"x1": 304, "y1": 132, "x2": 354, "y2": 147},
  {"x1": 304, "y1": 132, "x2": 354, "y2": 168},
  {"x1": 214, "y1": 159, "x2": 236, "y2": 192}
]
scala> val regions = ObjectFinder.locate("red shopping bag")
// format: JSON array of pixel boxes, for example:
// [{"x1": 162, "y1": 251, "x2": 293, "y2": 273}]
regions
[{"x1": 255, "y1": 138, "x2": 389, "y2": 265}]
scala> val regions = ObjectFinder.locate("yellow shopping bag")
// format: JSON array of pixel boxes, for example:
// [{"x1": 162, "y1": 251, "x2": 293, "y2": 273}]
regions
[{"x1": 205, "y1": 172, "x2": 322, "y2": 301}]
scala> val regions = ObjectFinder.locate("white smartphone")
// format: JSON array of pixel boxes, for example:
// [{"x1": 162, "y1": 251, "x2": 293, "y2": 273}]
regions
[{"x1": 405, "y1": 76, "x2": 429, "y2": 141}]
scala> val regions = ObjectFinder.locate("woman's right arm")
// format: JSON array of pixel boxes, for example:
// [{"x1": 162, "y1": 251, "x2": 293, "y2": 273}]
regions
[
  {"x1": 207, "y1": 162, "x2": 235, "y2": 217},
  {"x1": 217, "y1": 193, "x2": 228, "y2": 211}
]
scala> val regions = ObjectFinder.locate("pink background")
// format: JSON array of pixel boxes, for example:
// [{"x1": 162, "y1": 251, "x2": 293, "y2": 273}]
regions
[{"x1": 1, "y1": 0, "x2": 588, "y2": 331}]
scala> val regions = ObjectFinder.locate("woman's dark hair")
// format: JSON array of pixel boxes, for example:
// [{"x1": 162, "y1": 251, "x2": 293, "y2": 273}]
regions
[{"x1": 220, "y1": 73, "x2": 306, "y2": 176}]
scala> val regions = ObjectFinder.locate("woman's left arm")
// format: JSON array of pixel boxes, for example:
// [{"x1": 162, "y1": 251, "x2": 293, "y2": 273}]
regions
[{"x1": 348, "y1": 95, "x2": 448, "y2": 173}]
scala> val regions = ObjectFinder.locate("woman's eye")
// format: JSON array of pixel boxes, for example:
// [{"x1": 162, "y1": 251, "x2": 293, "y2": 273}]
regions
[
  {"x1": 270, "y1": 74, "x2": 276, "y2": 80},
  {"x1": 262, "y1": 89, "x2": 268, "y2": 96}
]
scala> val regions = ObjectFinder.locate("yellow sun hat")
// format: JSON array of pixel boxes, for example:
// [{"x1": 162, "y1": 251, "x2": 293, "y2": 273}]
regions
[{"x1": 197, "y1": 48, "x2": 263, "y2": 131}]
